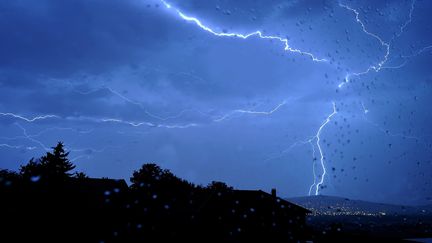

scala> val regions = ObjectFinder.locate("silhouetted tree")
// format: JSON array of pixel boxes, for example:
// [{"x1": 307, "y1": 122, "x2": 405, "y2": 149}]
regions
[
  {"x1": 0, "y1": 169, "x2": 20, "y2": 182},
  {"x1": 19, "y1": 142, "x2": 76, "y2": 181},
  {"x1": 73, "y1": 172, "x2": 88, "y2": 179},
  {"x1": 206, "y1": 181, "x2": 233, "y2": 191},
  {"x1": 130, "y1": 163, "x2": 197, "y2": 204},
  {"x1": 19, "y1": 158, "x2": 43, "y2": 180},
  {"x1": 41, "y1": 142, "x2": 75, "y2": 177},
  {"x1": 130, "y1": 163, "x2": 181, "y2": 189}
]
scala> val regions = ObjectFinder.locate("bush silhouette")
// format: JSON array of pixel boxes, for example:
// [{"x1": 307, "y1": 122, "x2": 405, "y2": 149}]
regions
[
  {"x1": 206, "y1": 181, "x2": 233, "y2": 191},
  {"x1": 130, "y1": 163, "x2": 194, "y2": 192}
]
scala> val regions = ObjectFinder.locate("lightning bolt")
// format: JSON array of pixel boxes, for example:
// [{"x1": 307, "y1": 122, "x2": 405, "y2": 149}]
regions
[
  {"x1": 159, "y1": 0, "x2": 327, "y2": 62},
  {"x1": 73, "y1": 85, "x2": 212, "y2": 122},
  {"x1": 15, "y1": 123, "x2": 50, "y2": 151},
  {"x1": 263, "y1": 137, "x2": 313, "y2": 162},
  {"x1": 402, "y1": 45, "x2": 432, "y2": 59},
  {"x1": 70, "y1": 82, "x2": 289, "y2": 128},
  {"x1": 0, "y1": 143, "x2": 36, "y2": 150},
  {"x1": 337, "y1": 0, "x2": 417, "y2": 88},
  {"x1": 104, "y1": 87, "x2": 205, "y2": 122},
  {"x1": 360, "y1": 102, "x2": 430, "y2": 149},
  {"x1": 99, "y1": 118, "x2": 199, "y2": 129},
  {"x1": 0, "y1": 122, "x2": 116, "y2": 163},
  {"x1": 1, "y1": 97, "x2": 287, "y2": 134},
  {"x1": 337, "y1": 0, "x2": 429, "y2": 150},
  {"x1": 157, "y1": 0, "x2": 420, "y2": 196},
  {"x1": 264, "y1": 102, "x2": 337, "y2": 196},
  {"x1": 1, "y1": 0, "x2": 427, "y2": 199},
  {"x1": 214, "y1": 100, "x2": 286, "y2": 122},
  {"x1": 396, "y1": 0, "x2": 416, "y2": 39},
  {"x1": 0, "y1": 112, "x2": 59, "y2": 123},
  {"x1": 384, "y1": 44, "x2": 432, "y2": 70},
  {"x1": 337, "y1": 3, "x2": 391, "y2": 88},
  {"x1": 308, "y1": 102, "x2": 338, "y2": 196},
  {"x1": 85, "y1": 100, "x2": 286, "y2": 128},
  {"x1": 157, "y1": 2, "x2": 336, "y2": 195}
]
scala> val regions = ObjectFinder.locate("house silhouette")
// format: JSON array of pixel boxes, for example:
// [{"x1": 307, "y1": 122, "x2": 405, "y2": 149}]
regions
[{"x1": 193, "y1": 188, "x2": 311, "y2": 241}]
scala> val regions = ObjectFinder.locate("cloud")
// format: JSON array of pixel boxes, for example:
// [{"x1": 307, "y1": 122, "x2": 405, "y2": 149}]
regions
[{"x1": 0, "y1": 0, "x2": 174, "y2": 77}]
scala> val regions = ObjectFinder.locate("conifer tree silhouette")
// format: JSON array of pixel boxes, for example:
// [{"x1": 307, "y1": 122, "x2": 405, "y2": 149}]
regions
[{"x1": 20, "y1": 142, "x2": 76, "y2": 180}]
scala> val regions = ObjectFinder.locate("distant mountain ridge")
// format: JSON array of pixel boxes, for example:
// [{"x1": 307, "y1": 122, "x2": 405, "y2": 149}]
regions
[{"x1": 287, "y1": 195, "x2": 432, "y2": 216}]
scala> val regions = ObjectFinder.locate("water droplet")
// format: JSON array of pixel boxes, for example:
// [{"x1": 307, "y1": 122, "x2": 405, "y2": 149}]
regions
[{"x1": 30, "y1": 175, "x2": 40, "y2": 182}]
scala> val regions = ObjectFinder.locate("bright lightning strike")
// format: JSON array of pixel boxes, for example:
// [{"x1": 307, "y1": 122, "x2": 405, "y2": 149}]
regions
[
  {"x1": 1, "y1": 0, "x2": 426, "y2": 199},
  {"x1": 159, "y1": 0, "x2": 327, "y2": 62},
  {"x1": 264, "y1": 102, "x2": 338, "y2": 195},
  {"x1": 309, "y1": 102, "x2": 337, "y2": 196}
]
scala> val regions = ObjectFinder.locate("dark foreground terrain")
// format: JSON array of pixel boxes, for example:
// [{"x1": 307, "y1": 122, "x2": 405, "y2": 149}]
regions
[{"x1": 1, "y1": 143, "x2": 431, "y2": 242}]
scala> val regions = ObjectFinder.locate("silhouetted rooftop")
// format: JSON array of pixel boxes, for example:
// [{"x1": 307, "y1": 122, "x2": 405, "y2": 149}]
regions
[{"x1": 233, "y1": 189, "x2": 312, "y2": 214}]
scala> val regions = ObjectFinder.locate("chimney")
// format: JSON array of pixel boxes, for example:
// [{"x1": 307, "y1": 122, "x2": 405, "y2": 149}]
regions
[{"x1": 271, "y1": 188, "x2": 276, "y2": 198}]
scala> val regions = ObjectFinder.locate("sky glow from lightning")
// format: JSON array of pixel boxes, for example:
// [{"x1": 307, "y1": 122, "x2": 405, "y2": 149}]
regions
[
  {"x1": 159, "y1": 0, "x2": 418, "y2": 195},
  {"x1": 156, "y1": 0, "x2": 338, "y2": 194},
  {"x1": 0, "y1": 0, "x2": 431, "y2": 203}
]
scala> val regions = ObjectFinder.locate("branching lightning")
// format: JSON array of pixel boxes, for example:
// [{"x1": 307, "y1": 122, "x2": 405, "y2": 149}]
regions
[
  {"x1": 403, "y1": 45, "x2": 432, "y2": 59},
  {"x1": 1, "y1": 0, "x2": 428, "y2": 199},
  {"x1": 159, "y1": 0, "x2": 327, "y2": 62},
  {"x1": 338, "y1": 0, "x2": 418, "y2": 88},
  {"x1": 337, "y1": 3, "x2": 390, "y2": 88},
  {"x1": 264, "y1": 102, "x2": 337, "y2": 196},
  {"x1": 396, "y1": 0, "x2": 416, "y2": 39},
  {"x1": 157, "y1": 0, "x2": 340, "y2": 195},
  {"x1": 0, "y1": 123, "x2": 120, "y2": 163},
  {"x1": 73, "y1": 85, "x2": 211, "y2": 122},
  {"x1": 14, "y1": 123, "x2": 50, "y2": 152},
  {"x1": 71, "y1": 82, "x2": 290, "y2": 127},
  {"x1": 87, "y1": 100, "x2": 286, "y2": 128},
  {"x1": 360, "y1": 102, "x2": 430, "y2": 149}
]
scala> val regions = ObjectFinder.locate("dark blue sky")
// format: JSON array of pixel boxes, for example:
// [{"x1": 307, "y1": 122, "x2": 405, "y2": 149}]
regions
[{"x1": 1, "y1": 0, "x2": 431, "y2": 205}]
